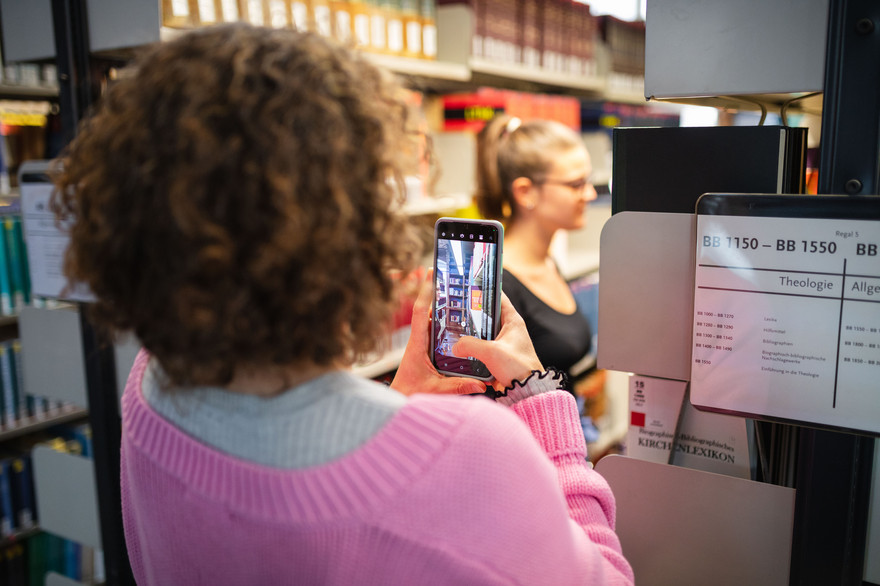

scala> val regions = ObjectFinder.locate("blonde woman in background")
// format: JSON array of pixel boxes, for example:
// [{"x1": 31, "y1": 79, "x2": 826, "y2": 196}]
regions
[{"x1": 476, "y1": 113, "x2": 599, "y2": 395}]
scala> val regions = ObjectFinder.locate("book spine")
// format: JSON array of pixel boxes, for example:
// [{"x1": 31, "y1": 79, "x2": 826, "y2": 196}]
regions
[
  {"x1": 386, "y1": 0, "x2": 404, "y2": 54},
  {"x1": 3, "y1": 217, "x2": 24, "y2": 312},
  {"x1": 10, "y1": 456, "x2": 34, "y2": 531},
  {"x1": 78, "y1": 424, "x2": 93, "y2": 459},
  {"x1": 267, "y1": 0, "x2": 292, "y2": 28},
  {"x1": 11, "y1": 341, "x2": 34, "y2": 421},
  {"x1": 195, "y1": 0, "x2": 219, "y2": 24},
  {"x1": 12, "y1": 218, "x2": 29, "y2": 306},
  {"x1": 63, "y1": 539, "x2": 82, "y2": 581},
  {"x1": 420, "y1": 0, "x2": 437, "y2": 59},
  {"x1": 243, "y1": 0, "x2": 267, "y2": 25},
  {"x1": 0, "y1": 459, "x2": 14, "y2": 537},
  {"x1": 0, "y1": 343, "x2": 14, "y2": 427},
  {"x1": 46, "y1": 533, "x2": 66, "y2": 576},
  {"x1": 0, "y1": 216, "x2": 12, "y2": 315},
  {"x1": 5, "y1": 542, "x2": 25, "y2": 585},
  {"x1": 8, "y1": 340, "x2": 25, "y2": 422},
  {"x1": 27, "y1": 531, "x2": 48, "y2": 586},
  {"x1": 219, "y1": 0, "x2": 240, "y2": 21},
  {"x1": 310, "y1": 0, "x2": 332, "y2": 36},
  {"x1": 0, "y1": 355, "x2": 6, "y2": 427}
]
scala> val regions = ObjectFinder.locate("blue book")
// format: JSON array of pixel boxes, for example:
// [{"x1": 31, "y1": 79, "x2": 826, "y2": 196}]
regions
[
  {"x1": 0, "y1": 356, "x2": 6, "y2": 427},
  {"x1": 11, "y1": 340, "x2": 33, "y2": 420},
  {"x1": 0, "y1": 342, "x2": 17, "y2": 427},
  {"x1": 7, "y1": 340, "x2": 25, "y2": 421},
  {"x1": 68, "y1": 424, "x2": 92, "y2": 459},
  {"x1": 0, "y1": 458, "x2": 15, "y2": 536},
  {"x1": 63, "y1": 538, "x2": 82, "y2": 581},
  {"x1": 10, "y1": 455, "x2": 35, "y2": 530}
]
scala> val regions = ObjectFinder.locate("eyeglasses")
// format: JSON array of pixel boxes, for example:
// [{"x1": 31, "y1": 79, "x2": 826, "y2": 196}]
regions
[{"x1": 538, "y1": 178, "x2": 590, "y2": 192}]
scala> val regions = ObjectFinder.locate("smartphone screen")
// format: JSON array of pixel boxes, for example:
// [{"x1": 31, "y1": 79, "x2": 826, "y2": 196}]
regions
[{"x1": 431, "y1": 218, "x2": 503, "y2": 380}]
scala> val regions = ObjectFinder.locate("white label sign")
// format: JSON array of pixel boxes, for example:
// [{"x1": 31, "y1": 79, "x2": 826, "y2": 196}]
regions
[
  {"x1": 20, "y1": 181, "x2": 93, "y2": 302},
  {"x1": 691, "y1": 213, "x2": 880, "y2": 434}
]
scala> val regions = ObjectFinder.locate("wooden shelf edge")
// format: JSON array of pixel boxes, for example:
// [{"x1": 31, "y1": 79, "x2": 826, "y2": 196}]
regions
[
  {"x1": 0, "y1": 526, "x2": 40, "y2": 547},
  {"x1": 0, "y1": 407, "x2": 89, "y2": 442},
  {"x1": 469, "y1": 57, "x2": 607, "y2": 93},
  {"x1": 161, "y1": 27, "x2": 471, "y2": 82},
  {"x1": 0, "y1": 84, "x2": 58, "y2": 99},
  {"x1": 365, "y1": 53, "x2": 471, "y2": 82},
  {"x1": 603, "y1": 88, "x2": 648, "y2": 105},
  {"x1": 647, "y1": 92, "x2": 824, "y2": 117}
]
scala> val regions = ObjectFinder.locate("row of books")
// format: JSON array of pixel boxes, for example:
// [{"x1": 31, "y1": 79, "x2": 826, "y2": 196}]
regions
[
  {"x1": 598, "y1": 14, "x2": 646, "y2": 77},
  {"x1": 0, "y1": 23, "x2": 58, "y2": 90},
  {"x1": 580, "y1": 100, "x2": 680, "y2": 132},
  {"x1": 0, "y1": 216, "x2": 32, "y2": 317},
  {"x1": 0, "y1": 103, "x2": 54, "y2": 196},
  {"x1": 1, "y1": 65, "x2": 58, "y2": 90},
  {"x1": 0, "y1": 454, "x2": 35, "y2": 539},
  {"x1": 0, "y1": 338, "x2": 77, "y2": 432},
  {"x1": 441, "y1": 87, "x2": 581, "y2": 131},
  {"x1": 163, "y1": 0, "x2": 440, "y2": 60},
  {"x1": 0, "y1": 425, "x2": 98, "y2": 585},
  {"x1": 440, "y1": 0, "x2": 600, "y2": 76},
  {"x1": 1, "y1": 426, "x2": 92, "y2": 539},
  {"x1": 1, "y1": 532, "x2": 98, "y2": 586}
]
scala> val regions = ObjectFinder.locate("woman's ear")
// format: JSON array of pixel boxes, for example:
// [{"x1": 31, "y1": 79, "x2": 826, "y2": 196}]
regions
[{"x1": 511, "y1": 176, "x2": 537, "y2": 211}]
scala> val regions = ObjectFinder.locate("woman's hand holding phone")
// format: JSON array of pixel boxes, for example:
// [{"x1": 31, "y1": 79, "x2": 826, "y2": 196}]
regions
[
  {"x1": 451, "y1": 294, "x2": 543, "y2": 391},
  {"x1": 391, "y1": 270, "x2": 487, "y2": 397},
  {"x1": 391, "y1": 271, "x2": 543, "y2": 396}
]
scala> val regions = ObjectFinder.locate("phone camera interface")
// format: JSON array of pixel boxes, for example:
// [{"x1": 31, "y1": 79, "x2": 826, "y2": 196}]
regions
[{"x1": 433, "y1": 223, "x2": 499, "y2": 377}]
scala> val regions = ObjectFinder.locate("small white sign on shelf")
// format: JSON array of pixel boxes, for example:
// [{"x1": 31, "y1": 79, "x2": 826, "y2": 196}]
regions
[
  {"x1": 19, "y1": 162, "x2": 93, "y2": 302},
  {"x1": 627, "y1": 374, "x2": 752, "y2": 479}
]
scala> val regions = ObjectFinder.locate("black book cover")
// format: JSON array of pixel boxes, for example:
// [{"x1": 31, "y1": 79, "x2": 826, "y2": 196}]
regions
[{"x1": 612, "y1": 126, "x2": 808, "y2": 215}]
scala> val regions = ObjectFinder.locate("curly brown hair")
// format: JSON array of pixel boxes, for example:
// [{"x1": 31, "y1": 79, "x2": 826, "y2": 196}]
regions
[{"x1": 52, "y1": 24, "x2": 421, "y2": 387}]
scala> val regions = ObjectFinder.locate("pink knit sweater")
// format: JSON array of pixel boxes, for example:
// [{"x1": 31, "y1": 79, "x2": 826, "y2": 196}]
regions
[{"x1": 121, "y1": 351, "x2": 634, "y2": 585}]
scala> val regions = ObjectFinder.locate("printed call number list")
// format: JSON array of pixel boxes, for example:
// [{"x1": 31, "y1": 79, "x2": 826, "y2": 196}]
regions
[{"x1": 691, "y1": 215, "x2": 880, "y2": 434}]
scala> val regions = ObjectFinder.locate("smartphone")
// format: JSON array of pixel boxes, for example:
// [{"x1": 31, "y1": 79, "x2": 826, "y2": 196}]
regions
[{"x1": 430, "y1": 217, "x2": 503, "y2": 380}]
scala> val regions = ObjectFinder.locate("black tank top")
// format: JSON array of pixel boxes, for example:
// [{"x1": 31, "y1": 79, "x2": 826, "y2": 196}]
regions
[{"x1": 502, "y1": 271, "x2": 593, "y2": 380}]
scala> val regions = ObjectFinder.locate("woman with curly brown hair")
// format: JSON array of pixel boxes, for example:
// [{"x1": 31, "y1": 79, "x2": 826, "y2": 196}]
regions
[{"x1": 53, "y1": 24, "x2": 632, "y2": 585}]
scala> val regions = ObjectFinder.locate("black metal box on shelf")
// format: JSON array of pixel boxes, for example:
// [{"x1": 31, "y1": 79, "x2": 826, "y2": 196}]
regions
[
  {"x1": 600, "y1": 125, "x2": 809, "y2": 382},
  {"x1": 611, "y1": 125, "x2": 808, "y2": 215}
]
